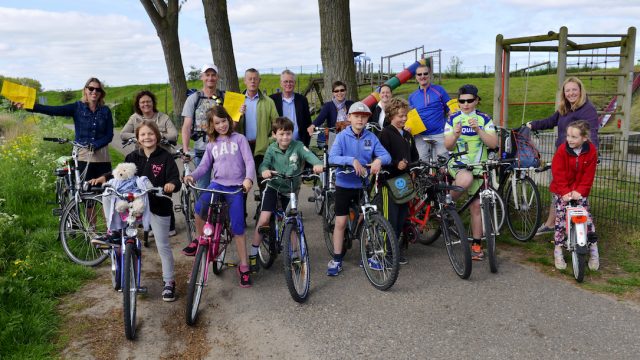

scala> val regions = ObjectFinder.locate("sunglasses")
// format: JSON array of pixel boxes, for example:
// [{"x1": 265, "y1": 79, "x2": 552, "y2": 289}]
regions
[
  {"x1": 458, "y1": 98, "x2": 476, "y2": 104},
  {"x1": 86, "y1": 86, "x2": 103, "y2": 93},
  {"x1": 416, "y1": 72, "x2": 430, "y2": 77},
  {"x1": 333, "y1": 88, "x2": 346, "y2": 93}
]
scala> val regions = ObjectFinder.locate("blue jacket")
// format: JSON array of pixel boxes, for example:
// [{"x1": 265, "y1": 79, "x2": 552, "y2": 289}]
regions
[
  {"x1": 407, "y1": 84, "x2": 451, "y2": 136},
  {"x1": 329, "y1": 126, "x2": 391, "y2": 189}
]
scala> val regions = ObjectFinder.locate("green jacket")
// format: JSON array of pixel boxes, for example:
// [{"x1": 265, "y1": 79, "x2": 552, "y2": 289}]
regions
[
  {"x1": 236, "y1": 90, "x2": 278, "y2": 157},
  {"x1": 259, "y1": 140, "x2": 322, "y2": 194}
]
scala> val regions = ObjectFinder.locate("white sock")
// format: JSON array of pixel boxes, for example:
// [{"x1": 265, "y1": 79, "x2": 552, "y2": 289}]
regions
[{"x1": 250, "y1": 244, "x2": 259, "y2": 256}]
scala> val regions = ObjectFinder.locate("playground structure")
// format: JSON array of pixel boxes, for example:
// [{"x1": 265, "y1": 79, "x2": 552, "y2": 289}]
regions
[
  {"x1": 493, "y1": 26, "x2": 637, "y2": 165},
  {"x1": 379, "y1": 47, "x2": 442, "y2": 85}
]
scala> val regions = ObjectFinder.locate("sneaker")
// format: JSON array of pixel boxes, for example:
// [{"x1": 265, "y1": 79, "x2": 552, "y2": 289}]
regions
[
  {"x1": 249, "y1": 254, "x2": 260, "y2": 274},
  {"x1": 554, "y1": 247, "x2": 567, "y2": 270},
  {"x1": 471, "y1": 243, "x2": 484, "y2": 261},
  {"x1": 398, "y1": 255, "x2": 408, "y2": 265},
  {"x1": 168, "y1": 229, "x2": 177, "y2": 237},
  {"x1": 367, "y1": 257, "x2": 383, "y2": 271},
  {"x1": 327, "y1": 260, "x2": 342, "y2": 276},
  {"x1": 237, "y1": 267, "x2": 252, "y2": 288},
  {"x1": 148, "y1": 230, "x2": 154, "y2": 238},
  {"x1": 588, "y1": 243, "x2": 600, "y2": 271},
  {"x1": 182, "y1": 240, "x2": 198, "y2": 256},
  {"x1": 535, "y1": 225, "x2": 554, "y2": 236},
  {"x1": 162, "y1": 281, "x2": 176, "y2": 302}
]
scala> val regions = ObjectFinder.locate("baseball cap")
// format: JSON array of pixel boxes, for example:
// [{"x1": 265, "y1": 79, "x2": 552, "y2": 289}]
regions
[
  {"x1": 458, "y1": 84, "x2": 481, "y2": 100},
  {"x1": 348, "y1": 101, "x2": 372, "y2": 115},
  {"x1": 200, "y1": 63, "x2": 219, "y2": 74}
]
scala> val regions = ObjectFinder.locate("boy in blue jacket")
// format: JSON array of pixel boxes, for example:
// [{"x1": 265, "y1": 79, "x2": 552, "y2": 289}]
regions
[{"x1": 327, "y1": 102, "x2": 391, "y2": 276}]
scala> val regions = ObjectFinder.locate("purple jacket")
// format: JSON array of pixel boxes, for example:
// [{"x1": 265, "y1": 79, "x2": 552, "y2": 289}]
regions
[
  {"x1": 530, "y1": 100, "x2": 599, "y2": 149},
  {"x1": 191, "y1": 133, "x2": 256, "y2": 186}
]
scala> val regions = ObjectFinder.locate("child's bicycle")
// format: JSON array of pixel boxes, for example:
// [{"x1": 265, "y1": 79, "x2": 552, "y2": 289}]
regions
[
  {"x1": 184, "y1": 183, "x2": 239, "y2": 326},
  {"x1": 258, "y1": 170, "x2": 318, "y2": 302},
  {"x1": 565, "y1": 199, "x2": 591, "y2": 283},
  {"x1": 95, "y1": 184, "x2": 168, "y2": 340}
]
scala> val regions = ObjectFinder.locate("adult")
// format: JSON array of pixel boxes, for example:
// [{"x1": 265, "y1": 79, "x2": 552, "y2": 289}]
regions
[
  {"x1": 181, "y1": 63, "x2": 225, "y2": 189},
  {"x1": 269, "y1": 69, "x2": 312, "y2": 146},
  {"x1": 408, "y1": 64, "x2": 451, "y2": 161},
  {"x1": 526, "y1": 76, "x2": 599, "y2": 235},
  {"x1": 122, "y1": 90, "x2": 179, "y2": 236},
  {"x1": 16, "y1": 77, "x2": 113, "y2": 179},
  {"x1": 121, "y1": 90, "x2": 178, "y2": 153},
  {"x1": 306, "y1": 81, "x2": 354, "y2": 146},
  {"x1": 369, "y1": 84, "x2": 393, "y2": 128}
]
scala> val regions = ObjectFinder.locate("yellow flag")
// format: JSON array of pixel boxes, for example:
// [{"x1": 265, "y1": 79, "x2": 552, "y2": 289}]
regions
[
  {"x1": 1, "y1": 80, "x2": 37, "y2": 109},
  {"x1": 223, "y1": 91, "x2": 245, "y2": 122},
  {"x1": 405, "y1": 109, "x2": 426, "y2": 136}
]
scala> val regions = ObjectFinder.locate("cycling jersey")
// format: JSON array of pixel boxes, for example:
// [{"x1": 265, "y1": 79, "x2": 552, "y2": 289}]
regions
[{"x1": 444, "y1": 110, "x2": 496, "y2": 164}]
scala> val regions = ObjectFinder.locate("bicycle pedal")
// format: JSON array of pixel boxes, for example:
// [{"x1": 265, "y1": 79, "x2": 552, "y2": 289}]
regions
[
  {"x1": 225, "y1": 262, "x2": 237, "y2": 267},
  {"x1": 52, "y1": 208, "x2": 63, "y2": 216},
  {"x1": 307, "y1": 196, "x2": 316, "y2": 202},
  {"x1": 137, "y1": 286, "x2": 148, "y2": 294},
  {"x1": 173, "y1": 204, "x2": 182, "y2": 212}
]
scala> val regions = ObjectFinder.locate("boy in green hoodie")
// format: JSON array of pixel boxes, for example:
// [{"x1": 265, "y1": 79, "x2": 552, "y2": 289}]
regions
[{"x1": 249, "y1": 117, "x2": 324, "y2": 273}]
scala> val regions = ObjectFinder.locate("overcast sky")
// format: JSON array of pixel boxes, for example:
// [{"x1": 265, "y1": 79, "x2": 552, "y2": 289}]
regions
[{"x1": 0, "y1": 0, "x2": 638, "y2": 90}]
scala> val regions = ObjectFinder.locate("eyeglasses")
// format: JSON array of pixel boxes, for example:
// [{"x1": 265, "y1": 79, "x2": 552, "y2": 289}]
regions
[
  {"x1": 416, "y1": 72, "x2": 430, "y2": 77},
  {"x1": 457, "y1": 98, "x2": 476, "y2": 104},
  {"x1": 333, "y1": 88, "x2": 346, "y2": 93},
  {"x1": 282, "y1": 80, "x2": 295, "y2": 84},
  {"x1": 86, "y1": 86, "x2": 103, "y2": 93}
]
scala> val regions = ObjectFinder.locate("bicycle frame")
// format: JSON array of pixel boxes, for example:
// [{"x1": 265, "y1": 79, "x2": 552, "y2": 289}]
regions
[
  {"x1": 455, "y1": 161, "x2": 502, "y2": 237},
  {"x1": 566, "y1": 205, "x2": 589, "y2": 251}
]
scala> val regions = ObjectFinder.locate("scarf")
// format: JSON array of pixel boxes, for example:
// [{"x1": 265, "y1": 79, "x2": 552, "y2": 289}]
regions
[{"x1": 333, "y1": 98, "x2": 348, "y2": 122}]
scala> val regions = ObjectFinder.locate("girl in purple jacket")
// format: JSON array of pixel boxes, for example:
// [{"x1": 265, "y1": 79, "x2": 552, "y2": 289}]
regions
[{"x1": 184, "y1": 106, "x2": 256, "y2": 288}]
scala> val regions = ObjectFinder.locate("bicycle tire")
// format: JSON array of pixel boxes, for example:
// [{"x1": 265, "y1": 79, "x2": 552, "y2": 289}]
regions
[
  {"x1": 441, "y1": 207, "x2": 471, "y2": 279},
  {"x1": 282, "y1": 222, "x2": 311, "y2": 303},
  {"x1": 417, "y1": 200, "x2": 442, "y2": 245},
  {"x1": 211, "y1": 227, "x2": 230, "y2": 275},
  {"x1": 183, "y1": 188, "x2": 198, "y2": 244},
  {"x1": 312, "y1": 178, "x2": 324, "y2": 215},
  {"x1": 258, "y1": 216, "x2": 277, "y2": 269},
  {"x1": 59, "y1": 196, "x2": 109, "y2": 266},
  {"x1": 482, "y1": 202, "x2": 498, "y2": 273},
  {"x1": 323, "y1": 191, "x2": 336, "y2": 256},
  {"x1": 123, "y1": 242, "x2": 138, "y2": 340},
  {"x1": 186, "y1": 244, "x2": 207, "y2": 326},
  {"x1": 570, "y1": 226, "x2": 586, "y2": 282},
  {"x1": 359, "y1": 213, "x2": 399, "y2": 291},
  {"x1": 505, "y1": 176, "x2": 541, "y2": 242},
  {"x1": 110, "y1": 246, "x2": 121, "y2": 291},
  {"x1": 55, "y1": 177, "x2": 69, "y2": 211}
]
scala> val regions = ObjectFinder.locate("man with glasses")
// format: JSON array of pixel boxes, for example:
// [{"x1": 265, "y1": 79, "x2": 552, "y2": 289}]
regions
[
  {"x1": 269, "y1": 69, "x2": 312, "y2": 146},
  {"x1": 408, "y1": 64, "x2": 451, "y2": 161}
]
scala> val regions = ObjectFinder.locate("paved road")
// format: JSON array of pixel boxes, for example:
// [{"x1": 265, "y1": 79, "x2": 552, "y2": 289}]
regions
[{"x1": 97, "y1": 133, "x2": 640, "y2": 359}]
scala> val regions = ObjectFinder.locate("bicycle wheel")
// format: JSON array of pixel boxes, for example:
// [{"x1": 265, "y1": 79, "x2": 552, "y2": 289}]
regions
[
  {"x1": 183, "y1": 188, "x2": 198, "y2": 244},
  {"x1": 258, "y1": 216, "x2": 277, "y2": 269},
  {"x1": 282, "y1": 221, "x2": 310, "y2": 303},
  {"x1": 417, "y1": 200, "x2": 442, "y2": 245},
  {"x1": 493, "y1": 188, "x2": 506, "y2": 232},
  {"x1": 323, "y1": 191, "x2": 336, "y2": 256},
  {"x1": 312, "y1": 178, "x2": 324, "y2": 215},
  {"x1": 211, "y1": 227, "x2": 230, "y2": 275},
  {"x1": 359, "y1": 213, "x2": 399, "y2": 291},
  {"x1": 55, "y1": 177, "x2": 69, "y2": 210},
  {"x1": 59, "y1": 196, "x2": 109, "y2": 266},
  {"x1": 110, "y1": 246, "x2": 121, "y2": 291},
  {"x1": 441, "y1": 207, "x2": 471, "y2": 279},
  {"x1": 482, "y1": 202, "x2": 498, "y2": 273},
  {"x1": 570, "y1": 226, "x2": 586, "y2": 283},
  {"x1": 186, "y1": 244, "x2": 207, "y2": 326},
  {"x1": 122, "y1": 242, "x2": 138, "y2": 340},
  {"x1": 505, "y1": 176, "x2": 541, "y2": 242}
]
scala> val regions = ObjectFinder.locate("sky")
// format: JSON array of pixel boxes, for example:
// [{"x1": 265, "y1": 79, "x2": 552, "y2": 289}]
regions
[{"x1": 0, "y1": 0, "x2": 638, "y2": 90}]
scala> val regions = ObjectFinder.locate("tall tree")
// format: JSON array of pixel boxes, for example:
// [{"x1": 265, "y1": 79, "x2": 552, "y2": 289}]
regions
[
  {"x1": 202, "y1": 0, "x2": 240, "y2": 92},
  {"x1": 318, "y1": 0, "x2": 358, "y2": 101},
  {"x1": 140, "y1": 0, "x2": 187, "y2": 119}
]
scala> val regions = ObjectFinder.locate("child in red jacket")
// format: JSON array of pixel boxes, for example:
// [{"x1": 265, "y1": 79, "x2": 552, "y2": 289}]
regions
[{"x1": 550, "y1": 120, "x2": 598, "y2": 271}]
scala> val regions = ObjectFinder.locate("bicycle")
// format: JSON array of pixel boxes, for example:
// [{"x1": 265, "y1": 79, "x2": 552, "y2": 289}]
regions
[
  {"x1": 173, "y1": 148, "x2": 198, "y2": 244},
  {"x1": 325, "y1": 165, "x2": 400, "y2": 291},
  {"x1": 44, "y1": 137, "x2": 109, "y2": 266},
  {"x1": 184, "y1": 183, "x2": 239, "y2": 326},
  {"x1": 258, "y1": 170, "x2": 317, "y2": 302},
  {"x1": 97, "y1": 184, "x2": 168, "y2": 340},
  {"x1": 564, "y1": 200, "x2": 591, "y2": 283}
]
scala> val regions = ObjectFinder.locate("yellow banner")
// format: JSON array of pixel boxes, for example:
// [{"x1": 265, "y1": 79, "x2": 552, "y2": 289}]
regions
[
  {"x1": 223, "y1": 91, "x2": 245, "y2": 122},
  {"x1": 1, "y1": 80, "x2": 36, "y2": 109},
  {"x1": 405, "y1": 108, "x2": 426, "y2": 136}
]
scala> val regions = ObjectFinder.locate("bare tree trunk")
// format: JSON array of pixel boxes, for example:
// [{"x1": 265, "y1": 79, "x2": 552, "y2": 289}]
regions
[
  {"x1": 202, "y1": 0, "x2": 240, "y2": 92},
  {"x1": 140, "y1": 0, "x2": 187, "y2": 120},
  {"x1": 318, "y1": 0, "x2": 358, "y2": 101}
]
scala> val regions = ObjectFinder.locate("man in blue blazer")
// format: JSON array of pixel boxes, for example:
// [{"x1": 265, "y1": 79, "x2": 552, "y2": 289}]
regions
[{"x1": 270, "y1": 70, "x2": 313, "y2": 146}]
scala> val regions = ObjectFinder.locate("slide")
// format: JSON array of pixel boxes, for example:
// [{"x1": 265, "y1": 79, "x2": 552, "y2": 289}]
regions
[
  {"x1": 360, "y1": 58, "x2": 428, "y2": 108},
  {"x1": 599, "y1": 71, "x2": 640, "y2": 128}
]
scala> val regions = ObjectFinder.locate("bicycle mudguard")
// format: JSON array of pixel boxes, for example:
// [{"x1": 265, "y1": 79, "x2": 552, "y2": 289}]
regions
[{"x1": 435, "y1": 183, "x2": 464, "y2": 192}]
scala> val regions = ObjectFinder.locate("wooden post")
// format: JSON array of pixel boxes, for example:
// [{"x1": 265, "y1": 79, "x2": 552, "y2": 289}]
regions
[
  {"x1": 557, "y1": 27, "x2": 568, "y2": 104},
  {"x1": 618, "y1": 27, "x2": 636, "y2": 179},
  {"x1": 504, "y1": 51, "x2": 511, "y2": 127},
  {"x1": 493, "y1": 34, "x2": 504, "y2": 127}
]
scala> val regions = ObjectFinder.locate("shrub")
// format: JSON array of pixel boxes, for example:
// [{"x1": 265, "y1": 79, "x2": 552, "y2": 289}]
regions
[{"x1": 111, "y1": 97, "x2": 134, "y2": 128}]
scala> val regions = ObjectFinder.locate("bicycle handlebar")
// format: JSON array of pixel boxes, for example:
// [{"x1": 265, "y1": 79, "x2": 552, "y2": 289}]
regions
[
  {"x1": 43, "y1": 137, "x2": 92, "y2": 149},
  {"x1": 102, "y1": 184, "x2": 171, "y2": 200},
  {"x1": 184, "y1": 182, "x2": 244, "y2": 195}
]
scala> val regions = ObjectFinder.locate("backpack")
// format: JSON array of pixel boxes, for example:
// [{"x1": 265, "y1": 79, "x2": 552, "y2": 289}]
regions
[
  {"x1": 186, "y1": 89, "x2": 225, "y2": 140},
  {"x1": 504, "y1": 126, "x2": 541, "y2": 169}
]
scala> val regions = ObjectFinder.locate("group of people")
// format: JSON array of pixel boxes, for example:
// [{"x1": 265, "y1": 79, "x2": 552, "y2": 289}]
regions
[{"x1": 13, "y1": 61, "x2": 600, "y2": 299}]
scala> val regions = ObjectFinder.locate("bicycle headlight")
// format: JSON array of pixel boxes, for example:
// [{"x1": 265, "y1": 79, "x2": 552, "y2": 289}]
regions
[
  {"x1": 203, "y1": 223, "x2": 214, "y2": 236},
  {"x1": 126, "y1": 227, "x2": 138, "y2": 237}
]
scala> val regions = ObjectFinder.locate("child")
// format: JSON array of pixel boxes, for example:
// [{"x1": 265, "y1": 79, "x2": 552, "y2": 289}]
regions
[
  {"x1": 378, "y1": 98, "x2": 419, "y2": 265},
  {"x1": 327, "y1": 101, "x2": 391, "y2": 276},
  {"x1": 90, "y1": 120, "x2": 181, "y2": 301},
  {"x1": 183, "y1": 106, "x2": 255, "y2": 287},
  {"x1": 250, "y1": 117, "x2": 324, "y2": 273},
  {"x1": 549, "y1": 120, "x2": 599, "y2": 270}
]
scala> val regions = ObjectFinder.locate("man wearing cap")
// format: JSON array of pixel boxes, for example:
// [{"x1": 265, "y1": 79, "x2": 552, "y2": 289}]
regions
[
  {"x1": 408, "y1": 64, "x2": 451, "y2": 161},
  {"x1": 181, "y1": 63, "x2": 225, "y2": 188},
  {"x1": 326, "y1": 101, "x2": 391, "y2": 276},
  {"x1": 444, "y1": 84, "x2": 498, "y2": 261},
  {"x1": 269, "y1": 69, "x2": 312, "y2": 146}
]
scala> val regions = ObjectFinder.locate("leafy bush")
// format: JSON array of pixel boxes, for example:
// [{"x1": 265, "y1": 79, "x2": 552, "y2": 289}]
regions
[
  {"x1": 111, "y1": 97, "x2": 134, "y2": 128},
  {"x1": 60, "y1": 89, "x2": 77, "y2": 103}
]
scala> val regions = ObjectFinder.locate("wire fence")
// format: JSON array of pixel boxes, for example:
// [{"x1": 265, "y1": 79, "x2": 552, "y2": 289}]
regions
[{"x1": 528, "y1": 132, "x2": 640, "y2": 228}]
